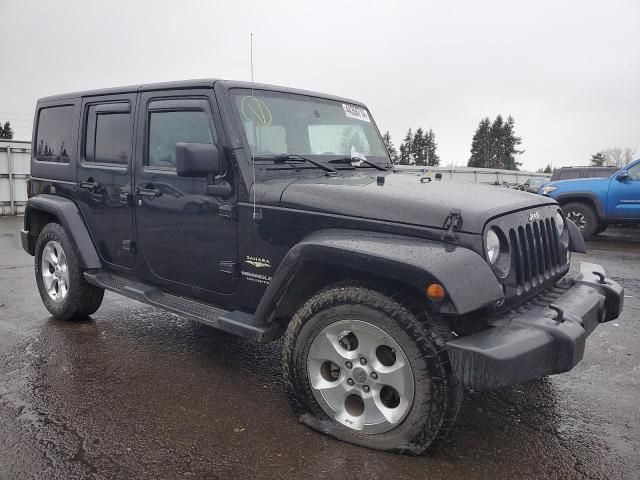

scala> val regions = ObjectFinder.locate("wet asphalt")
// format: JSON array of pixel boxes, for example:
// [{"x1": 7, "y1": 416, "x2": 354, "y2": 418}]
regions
[{"x1": 0, "y1": 215, "x2": 638, "y2": 480}]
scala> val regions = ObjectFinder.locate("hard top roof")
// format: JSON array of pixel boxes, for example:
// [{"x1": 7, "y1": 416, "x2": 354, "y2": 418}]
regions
[{"x1": 38, "y1": 79, "x2": 364, "y2": 106}]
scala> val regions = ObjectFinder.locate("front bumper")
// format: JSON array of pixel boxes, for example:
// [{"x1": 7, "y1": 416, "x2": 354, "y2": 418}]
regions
[{"x1": 446, "y1": 262, "x2": 623, "y2": 391}]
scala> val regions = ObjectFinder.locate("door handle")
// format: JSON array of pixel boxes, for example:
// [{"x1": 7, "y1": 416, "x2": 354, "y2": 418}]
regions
[
  {"x1": 79, "y1": 179, "x2": 100, "y2": 190},
  {"x1": 137, "y1": 187, "x2": 162, "y2": 198}
]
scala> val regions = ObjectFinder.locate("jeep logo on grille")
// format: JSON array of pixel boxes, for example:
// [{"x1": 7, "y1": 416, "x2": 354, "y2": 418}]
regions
[{"x1": 528, "y1": 211, "x2": 541, "y2": 222}]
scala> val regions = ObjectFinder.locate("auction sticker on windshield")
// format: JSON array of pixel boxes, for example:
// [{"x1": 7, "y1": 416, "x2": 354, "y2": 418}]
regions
[{"x1": 342, "y1": 104, "x2": 370, "y2": 122}]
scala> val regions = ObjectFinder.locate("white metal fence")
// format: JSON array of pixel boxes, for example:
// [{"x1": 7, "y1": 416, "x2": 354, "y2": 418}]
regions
[
  {"x1": 0, "y1": 140, "x2": 551, "y2": 216},
  {"x1": 394, "y1": 165, "x2": 550, "y2": 185},
  {"x1": 0, "y1": 140, "x2": 30, "y2": 215}
]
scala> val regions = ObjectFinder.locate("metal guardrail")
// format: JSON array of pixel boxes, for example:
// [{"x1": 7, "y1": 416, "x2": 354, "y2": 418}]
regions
[
  {"x1": 0, "y1": 140, "x2": 31, "y2": 215},
  {"x1": 394, "y1": 165, "x2": 550, "y2": 185}
]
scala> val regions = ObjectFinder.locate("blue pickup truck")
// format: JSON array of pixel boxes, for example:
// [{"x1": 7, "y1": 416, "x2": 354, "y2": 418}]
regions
[{"x1": 540, "y1": 159, "x2": 640, "y2": 239}]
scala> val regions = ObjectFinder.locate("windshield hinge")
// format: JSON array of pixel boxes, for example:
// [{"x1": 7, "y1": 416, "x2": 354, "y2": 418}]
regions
[{"x1": 442, "y1": 209, "x2": 463, "y2": 241}]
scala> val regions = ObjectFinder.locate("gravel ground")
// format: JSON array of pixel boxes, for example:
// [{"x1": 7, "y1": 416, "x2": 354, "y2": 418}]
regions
[{"x1": 0, "y1": 215, "x2": 638, "y2": 479}]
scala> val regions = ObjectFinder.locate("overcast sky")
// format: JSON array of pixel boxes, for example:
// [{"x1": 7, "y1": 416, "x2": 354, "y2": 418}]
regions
[{"x1": 1, "y1": 0, "x2": 638, "y2": 171}]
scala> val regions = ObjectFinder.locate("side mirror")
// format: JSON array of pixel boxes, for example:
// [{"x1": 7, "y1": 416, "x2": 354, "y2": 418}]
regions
[
  {"x1": 176, "y1": 142, "x2": 220, "y2": 178},
  {"x1": 616, "y1": 171, "x2": 629, "y2": 181}
]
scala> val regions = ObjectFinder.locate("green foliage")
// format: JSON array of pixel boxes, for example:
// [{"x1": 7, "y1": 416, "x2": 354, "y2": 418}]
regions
[
  {"x1": 543, "y1": 164, "x2": 552, "y2": 173},
  {"x1": 382, "y1": 131, "x2": 399, "y2": 163},
  {"x1": 0, "y1": 121, "x2": 14, "y2": 140},
  {"x1": 398, "y1": 127, "x2": 440, "y2": 166},
  {"x1": 468, "y1": 115, "x2": 522, "y2": 170}
]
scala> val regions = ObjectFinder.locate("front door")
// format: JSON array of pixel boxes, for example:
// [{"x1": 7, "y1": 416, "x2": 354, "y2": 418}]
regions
[
  {"x1": 76, "y1": 94, "x2": 136, "y2": 268},
  {"x1": 134, "y1": 91, "x2": 238, "y2": 294},
  {"x1": 608, "y1": 162, "x2": 640, "y2": 219}
]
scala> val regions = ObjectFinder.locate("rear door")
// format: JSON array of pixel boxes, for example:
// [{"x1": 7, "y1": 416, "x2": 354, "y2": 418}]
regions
[
  {"x1": 76, "y1": 94, "x2": 136, "y2": 268},
  {"x1": 607, "y1": 162, "x2": 640, "y2": 219},
  {"x1": 133, "y1": 89, "x2": 238, "y2": 294}
]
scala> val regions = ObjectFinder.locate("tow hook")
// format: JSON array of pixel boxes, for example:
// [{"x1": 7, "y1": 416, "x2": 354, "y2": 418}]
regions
[{"x1": 548, "y1": 304, "x2": 564, "y2": 323}]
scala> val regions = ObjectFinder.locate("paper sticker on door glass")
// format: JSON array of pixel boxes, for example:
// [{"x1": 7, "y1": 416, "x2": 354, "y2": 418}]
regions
[{"x1": 342, "y1": 104, "x2": 370, "y2": 123}]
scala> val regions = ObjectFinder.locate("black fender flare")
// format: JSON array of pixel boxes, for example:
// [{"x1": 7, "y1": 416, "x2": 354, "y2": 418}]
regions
[
  {"x1": 555, "y1": 192, "x2": 605, "y2": 218},
  {"x1": 23, "y1": 194, "x2": 102, "y2": 269},
  {"x1": 255, "y1": 229, "x2": 504, "y2": 324}
]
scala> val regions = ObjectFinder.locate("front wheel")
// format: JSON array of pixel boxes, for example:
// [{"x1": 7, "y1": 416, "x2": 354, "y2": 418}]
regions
[
  {"x1": 563, "y1": 202, "x2": 598, "y2": 239},
  {"x1": 35, "y1": 223, "x2": 104, "y2": 320},
  {"x1": 282, "y1": 283, "x2": 462, "y2": 454}
]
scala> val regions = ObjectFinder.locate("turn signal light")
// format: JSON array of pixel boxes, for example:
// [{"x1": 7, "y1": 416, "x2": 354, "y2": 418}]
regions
[{"x1": 426, "y1": 283, "x2": 446, "y2": 301}]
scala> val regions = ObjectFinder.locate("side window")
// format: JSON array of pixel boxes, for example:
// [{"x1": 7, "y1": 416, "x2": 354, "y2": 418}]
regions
[
  {"x1": 147, "y1": 110, "x2": 213, "y2": 169},
  {"x1": 84, "y1": 104, "x2": 132, "y2": 165},
  {"x1": 627, "y1": 163, "x2": 640, "y2": 181},
  {"x1": 36, "y1": 105, "x2": 76, "y2": 163}
]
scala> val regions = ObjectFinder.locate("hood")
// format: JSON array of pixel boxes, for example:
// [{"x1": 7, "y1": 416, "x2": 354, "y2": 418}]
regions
[{"x1": 279, "y1": 172, "x2": 557, "y2": 233}]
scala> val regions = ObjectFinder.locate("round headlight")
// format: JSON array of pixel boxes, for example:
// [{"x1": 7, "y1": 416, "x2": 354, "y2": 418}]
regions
[
  {"x1": 555, "y1": 211, "x2": 565, "y2": 236},
  {"x1": 486, "y1": 228, "x2": 501, "y2": 265}
]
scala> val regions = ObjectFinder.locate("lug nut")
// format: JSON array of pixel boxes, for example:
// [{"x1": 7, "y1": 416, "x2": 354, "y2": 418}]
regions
[
  {"x1": 370, "y1": 372, "x2": 378, "y2": 380},
  {"x1": 363, "y1": 385, "x2": 370, "y2": 393},
  {"x1": 360, "y1": 357, "x2": 367, "y2": 366},
  {"x1": 347, "y1": 378, "x2": 354, "y2": 386},
  {"x1": 345, "y1": 361, "x2": 353, "y2": 369}
]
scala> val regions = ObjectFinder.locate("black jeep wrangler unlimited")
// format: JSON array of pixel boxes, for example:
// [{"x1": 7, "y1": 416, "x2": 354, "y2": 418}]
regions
[{"x1": 22, "y1": 79, "x2": 623, "y2": 454}]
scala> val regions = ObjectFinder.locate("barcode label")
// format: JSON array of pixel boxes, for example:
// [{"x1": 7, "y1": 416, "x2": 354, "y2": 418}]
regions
[{"x1": 342, "y1": 104, "x2": 371, "y2": 122}]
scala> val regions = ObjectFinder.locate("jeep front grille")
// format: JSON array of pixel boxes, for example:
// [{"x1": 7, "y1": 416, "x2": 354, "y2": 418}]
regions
[{"x1": 508, "y1": 217, "x2": 565, "y2": 294}]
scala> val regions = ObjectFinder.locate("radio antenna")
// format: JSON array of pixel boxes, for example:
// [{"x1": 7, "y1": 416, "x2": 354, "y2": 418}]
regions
[{"x1": 250, "y1": 33, "x2": 258, "y2": 221}]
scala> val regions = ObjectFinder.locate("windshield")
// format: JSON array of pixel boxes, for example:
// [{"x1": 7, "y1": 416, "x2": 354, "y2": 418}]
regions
[{"x1": 230, "y1": 89, "x2": 390, "y2": 169}]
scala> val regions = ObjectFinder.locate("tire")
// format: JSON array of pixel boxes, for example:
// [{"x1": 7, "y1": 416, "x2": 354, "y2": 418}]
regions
[
  {"x1": 562, "y1": 202, "x2": 598, "y2": 239},
  {"x1": 34, "y1": 223, "x2": 104, "y2": 320},
  {"x1": 183, "y1": 202, "x2": 201, "y2": 214},
  {"x1": 594, "y1": 223, "x2": 608, "y2": 235},
  {"x1": 282, "y1": 282, "x2": 462, "y2": 454}
]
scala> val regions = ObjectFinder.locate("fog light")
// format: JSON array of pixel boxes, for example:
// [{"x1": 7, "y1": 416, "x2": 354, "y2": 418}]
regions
[{"x1": 426, "y1": 283, "x2": 446, "y2": 301}]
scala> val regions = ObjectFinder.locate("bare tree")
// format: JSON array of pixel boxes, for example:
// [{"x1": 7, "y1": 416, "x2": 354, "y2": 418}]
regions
[{"x1": 601, "y1": 147, "x2": 636, "y2": 167}]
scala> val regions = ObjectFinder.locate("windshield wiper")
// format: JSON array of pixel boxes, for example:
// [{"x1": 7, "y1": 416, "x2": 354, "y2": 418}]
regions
[
  {"x1": 253, "y1": 154, "x2": 337, "y2": 174},
  {"x1": 328, "y1": 156, "x2": 388, "y2": 172}
]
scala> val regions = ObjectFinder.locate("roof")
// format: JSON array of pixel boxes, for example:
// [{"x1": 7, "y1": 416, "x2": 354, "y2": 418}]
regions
[{"x1": 37, "y1": 79, "x2": 364, "y2": 106}]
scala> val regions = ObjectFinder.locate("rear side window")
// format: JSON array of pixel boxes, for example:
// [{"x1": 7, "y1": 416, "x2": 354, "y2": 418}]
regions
[
  {"x1": 84, "y1": 104, "x2": 132, "y2": 165},
  {"x1": 147, "y1": 110, "x2": 213, "y2": 169},
  {"x1": 587, "y1": 168, "x2": 617, "y2": 178},
  {"x1": 35, "y1": 106, "x2": 76, "y2": 163}
]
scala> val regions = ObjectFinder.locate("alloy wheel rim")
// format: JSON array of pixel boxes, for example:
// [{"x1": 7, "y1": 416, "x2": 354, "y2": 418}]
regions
[
  {"x1": 307, "y1": 319, "x2": 414, "y2": 434},
  {"x1": 41, "y1": 240, "x2": 70, "y2": 303},
  {"x1": 566, "y1": 211, "x2": 586, "y2": 229}
]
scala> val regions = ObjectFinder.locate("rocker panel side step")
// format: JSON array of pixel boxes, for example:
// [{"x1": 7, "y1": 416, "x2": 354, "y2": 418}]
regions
[{"x1": 84, "y1": 271, "x2": 281, "y2": 343}]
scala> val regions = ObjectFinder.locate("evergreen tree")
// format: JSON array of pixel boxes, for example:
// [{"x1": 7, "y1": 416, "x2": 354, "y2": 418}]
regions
[
  {"x1": 424, "y1": 128, "x2": 440, "y2": 166},
  {"x1": 382, "y1": 131, "x2": 399, "y2": 163},
  {"x1": 500, "y1": 116, "x2": 523, "y2": 170},
  {"x1": 398, "y1": 128, "x2": 413, "y2": 165},
  {"x1": 0, "y1": 121, "x2": 14, "y2": 140},
  {"x1": 590, "y1": 152, "x2": 606, "y2": 166},
  {"x1": 468, "y1": 115, "x2": 522, "y2": 170},
  {"x1": 468, "y1": 117, "x2": 492, "y2": 168},
  {"x1": 413, "y1": 128, "x2": 426, "y2": 165},
  {"x1": 543, "y1": 164, "x2": 552, "y2": 173}
]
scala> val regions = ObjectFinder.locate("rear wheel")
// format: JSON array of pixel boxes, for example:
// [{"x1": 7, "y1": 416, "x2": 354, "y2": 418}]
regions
[
  {"x1": 35, "y1": 223, "x2": 104, "y2": 320},
  {"x1": 563, "y1": 202, "x2": 598, "y2": 239},
  {"x1": 282, "y1": 282, "x2": 462, "y2": 454}
]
